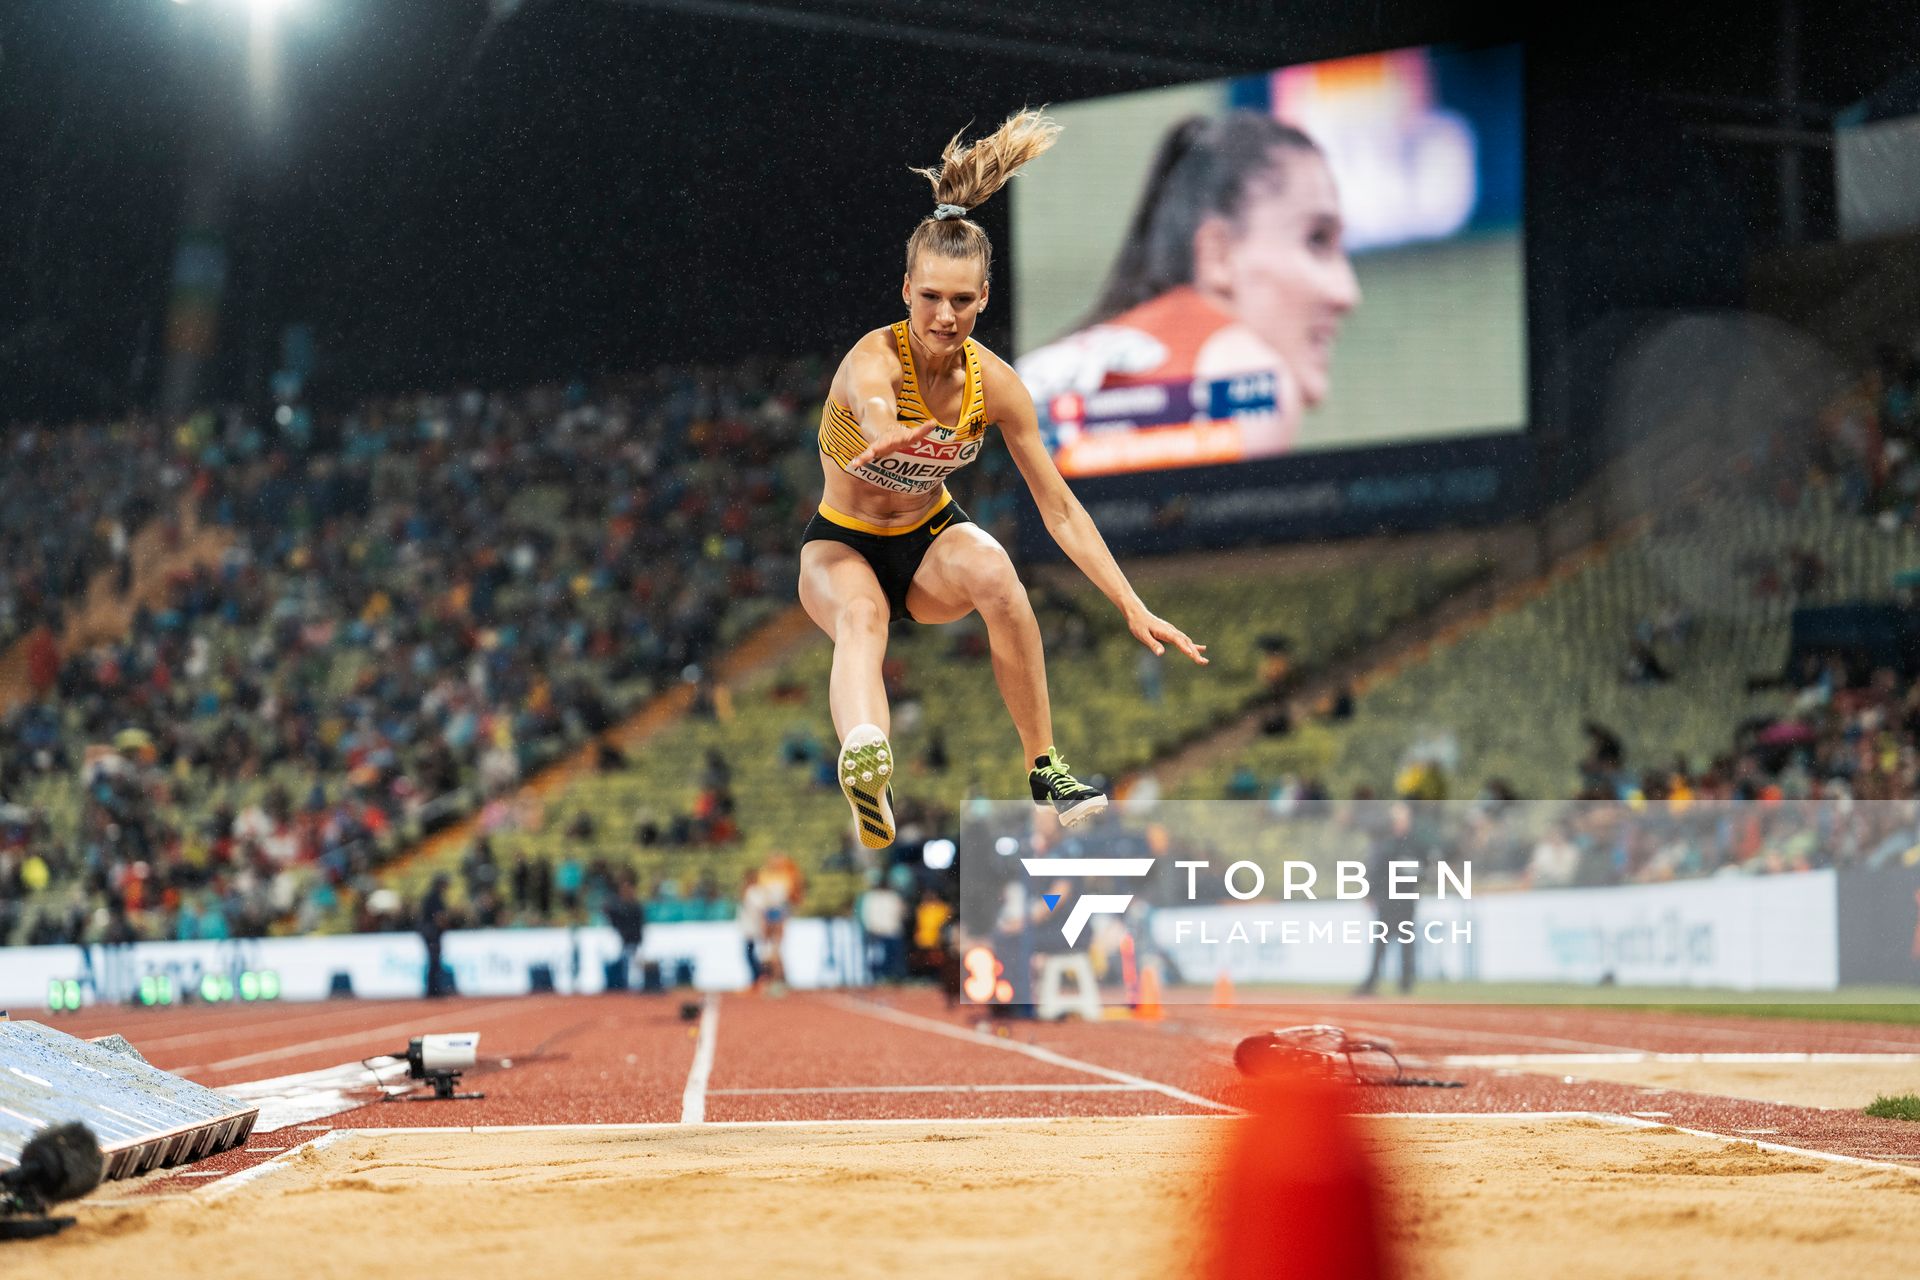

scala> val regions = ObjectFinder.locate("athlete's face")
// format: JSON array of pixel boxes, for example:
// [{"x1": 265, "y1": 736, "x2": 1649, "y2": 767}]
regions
[
  {"x1": 902, "y1": 254, "x2": 988, "y2": 357},
  {"x1": 1193, "y1": 149, "x2": 1360, "y2": 407}
]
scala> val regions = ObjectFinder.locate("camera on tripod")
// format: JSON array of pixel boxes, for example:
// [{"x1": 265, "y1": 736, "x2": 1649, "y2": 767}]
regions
[{"x1": 384, "y1": 1033, "x2": 485, "y2": 1102}]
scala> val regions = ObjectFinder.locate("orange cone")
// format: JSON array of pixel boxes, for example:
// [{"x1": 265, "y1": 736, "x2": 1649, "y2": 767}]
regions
[
  {"x1": 1204, "y1": 1065, "x2": 1394, "y2": 1279},
  {"x1": 1210, "y1": 970, "x2": 1236, "y2": 1008},
  {"x1": 1136, "y1": 966, "x2": 1165, "y2": 1021}
]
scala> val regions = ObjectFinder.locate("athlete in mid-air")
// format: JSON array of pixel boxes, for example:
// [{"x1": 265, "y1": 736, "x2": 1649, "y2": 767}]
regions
[{"x1": 798, "y1": 108, "x2": 1208, "y2": 850}]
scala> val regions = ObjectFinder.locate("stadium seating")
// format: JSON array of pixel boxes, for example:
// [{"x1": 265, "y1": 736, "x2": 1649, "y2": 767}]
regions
[{"x1": 1187, "y1": 493, "x2": 1920, "y2": 799}]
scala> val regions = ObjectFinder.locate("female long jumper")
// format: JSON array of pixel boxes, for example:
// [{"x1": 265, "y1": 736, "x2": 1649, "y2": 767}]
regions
[{"x1": 799, "y1": 109, "x2": 1208, "y2": 849}]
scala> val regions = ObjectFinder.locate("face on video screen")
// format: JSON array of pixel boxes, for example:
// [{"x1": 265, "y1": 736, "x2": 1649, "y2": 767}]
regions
[
  {"x1": 1194, "y1": 149, "x2": 1360, "y2": 409},
  {"x1": 1013, "y1": 43, "x2": 1526, "y2": 478}
]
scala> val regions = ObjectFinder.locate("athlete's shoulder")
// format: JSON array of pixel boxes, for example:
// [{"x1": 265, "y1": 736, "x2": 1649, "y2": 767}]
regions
[
  {"x1": 965, "y1": 340, "x2": 1037, "y2": 435},
  {"x1": 968, "y1": 340, "x2": 1029, "y2": 400},
  {"x1": 835, "y1": 325, "x2": 908, "y2": 397},
  {"x1": 848, "y1": 324, "x2": 906, "y2": 362}
]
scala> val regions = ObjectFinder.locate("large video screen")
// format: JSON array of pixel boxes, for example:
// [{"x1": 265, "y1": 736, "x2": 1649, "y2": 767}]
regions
[{"x1": 1013, "y1": 44, "x2": 1525, "y2": 478}]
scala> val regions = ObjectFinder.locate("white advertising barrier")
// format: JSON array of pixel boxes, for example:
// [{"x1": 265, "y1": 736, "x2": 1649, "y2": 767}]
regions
[
  {"x1": 1463, "y1": 869, "x2": 1837, "y2": 991},
  {"x1": 0, "y1": 919, "x2": 871, "y2": 1010},
  {"x1": 1149, "y1": 870, "x2": 1838, "y2": 993}
]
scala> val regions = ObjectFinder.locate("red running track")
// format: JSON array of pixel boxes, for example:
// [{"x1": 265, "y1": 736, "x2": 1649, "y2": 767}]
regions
[{"x1": 32, "y1": 990, "x2": 1920, "y2": 1194}]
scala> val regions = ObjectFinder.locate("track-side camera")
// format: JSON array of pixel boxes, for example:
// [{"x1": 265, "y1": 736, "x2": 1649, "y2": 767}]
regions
[{"x1": 383, "y1": 1033, "x2": 485, "y2": 1102}]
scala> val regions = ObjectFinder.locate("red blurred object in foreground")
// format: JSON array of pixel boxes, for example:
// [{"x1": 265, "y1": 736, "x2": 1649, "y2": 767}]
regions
[{"x1": 1204, "y1": 1066, "x2": 1394, "y2": 1280}]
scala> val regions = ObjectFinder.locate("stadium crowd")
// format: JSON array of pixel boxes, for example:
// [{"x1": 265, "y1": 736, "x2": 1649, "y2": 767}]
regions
[
  {"x1": 0, "y1": 416, "x2": 188, "y2": 650},
  {"x1": 0, "y1": 359, "x2": 831, "y2": 945}
]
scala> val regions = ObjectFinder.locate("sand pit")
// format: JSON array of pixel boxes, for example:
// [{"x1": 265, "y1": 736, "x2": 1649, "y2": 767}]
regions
[
  {"x1": 14, "y1": 1117, "x2": 1920, "y2": 1279},
  {"x1": 1540, "y1": 1060, "x2": 1920, "y2": 1111},
  {"x1": 1371, "y1": 1118, "x2": 1920, "y2": 1280}
]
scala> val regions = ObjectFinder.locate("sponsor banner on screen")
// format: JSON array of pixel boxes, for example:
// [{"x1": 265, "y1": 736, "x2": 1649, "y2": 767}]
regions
[{"x1": 1016, "y1": 433, "x2": 1526, "y2": 560}]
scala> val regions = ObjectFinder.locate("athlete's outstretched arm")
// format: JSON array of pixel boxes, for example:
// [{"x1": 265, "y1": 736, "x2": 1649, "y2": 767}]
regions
[
  {"x1": 845, "y1": 333, "x2": 939, "y2": 469},
  {"x1": 984, "y1": 355, "x2": 1207, "y2": 665}
]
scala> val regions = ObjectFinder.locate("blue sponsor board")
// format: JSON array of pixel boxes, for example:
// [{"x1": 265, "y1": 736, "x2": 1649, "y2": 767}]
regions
[
  {"x1": 1016, "y1": 432, "x2": 1539, "y2": 559},
  {"x1": 1049, "y1": 374, "x2": 1282, "y2": 441}
]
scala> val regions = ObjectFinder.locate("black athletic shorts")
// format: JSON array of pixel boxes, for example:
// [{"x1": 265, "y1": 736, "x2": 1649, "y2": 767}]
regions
[{"x1": 802, "y1": 493, "x2": 973, "y2": 621}]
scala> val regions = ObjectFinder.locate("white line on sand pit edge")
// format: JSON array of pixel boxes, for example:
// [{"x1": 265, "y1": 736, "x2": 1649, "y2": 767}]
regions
[
  {"x1": 1441, "y1": 1051, "x2": 1920, "y2": 1067},
  {"x1": 267, "y1": 1115, "x2": 1244, "y2": 1138},
  {"x1": 826, "y1": 996, "x2": 1240, "y2": 1114},
  {"x1": 1590, "y1": 1112, "x2": 1920, "y2": 1175},
  {"x1": 202, "y1": 1130, "x2": 346, "y2": 1199},
  {"x1": 680, "y1": 994, "x2": 720, "y2": 1124},
  {"x1": 1360, "y1": 1111, "x2": 1920, "y2": 1173},
  {"x1": 705, "y1": 1083, "x2": 1150, "y2": 1096},
  {"x1": 1364, "y1": 1111, "x2": 1616, "y2": 1121},
  {"x1": 184, "y1": 1115, "x2": 1920, "y2": 1185}
]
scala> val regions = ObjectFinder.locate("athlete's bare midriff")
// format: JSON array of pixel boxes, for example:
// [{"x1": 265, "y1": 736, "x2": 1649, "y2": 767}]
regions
[
  {"x1": 818, "y1": 325, "x2": 975, "y2": 529},
  {"x1": 815, "y1": 457, "x2": 943, "y2": 529}
]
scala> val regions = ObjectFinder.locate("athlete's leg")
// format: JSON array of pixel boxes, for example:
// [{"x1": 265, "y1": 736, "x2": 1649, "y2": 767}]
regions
[
  {"x1": 905, "y1": 525, "x2": 1052, "y2": 763},
  {"x1": 800, "y1": 541, "x2": 899, "y2": 848},
  {"x1": 799, "y1": 541, "x2": 891, "y2": 741}
]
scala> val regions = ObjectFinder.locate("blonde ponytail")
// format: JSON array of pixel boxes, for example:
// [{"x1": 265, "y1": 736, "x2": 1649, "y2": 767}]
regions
[{"x1": 905, "y1": 107, "x2": 1062, "y2": 281}]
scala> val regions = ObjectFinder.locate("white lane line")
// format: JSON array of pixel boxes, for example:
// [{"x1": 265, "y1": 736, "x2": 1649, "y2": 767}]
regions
[
  {"x1": 680, "y1": 994, "x2": 720, "y2": 1124},
  {"x1": 278, "y1": 1115, "x2": 1242, "y2": 1137},
  {"x1": 131, "y1": 1003, "x2": 442, "y2": 1054},
  {"x1": 706, "y1": 1083, "x2": 1149, "y2": 1096},
  {"x1": 1557, "y1": 1015, "x2": 1920, "y2": 1054},
  {"x1": 1364, "y1": 1111, "x2": 1618, "y2": 1121},
  {"x1": 1167, "y1": 1015, "x2": 1653, "y2": 1057},
  {"x1": 182, "y1": 1000, "x2": 531, "y2": 1075},
  {"x1": 1442, "y1": 1052, "x2": 1920, "y2": 1067},
  {"x1": 828, "y1": 997, "x2": 1239, "y2": 1114},
  {"x1": 1333, "y1": 1019, "x2": 1653, "y2": 1054},
  {"x1": 1592, "y1": 1112, "x2": 1920, "y2": 1176}
]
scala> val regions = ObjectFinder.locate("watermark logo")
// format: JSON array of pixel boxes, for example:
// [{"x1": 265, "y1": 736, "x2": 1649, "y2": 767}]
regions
[{"x1": 1021, "y1": 858, "x2": 1154, "y2": 946}]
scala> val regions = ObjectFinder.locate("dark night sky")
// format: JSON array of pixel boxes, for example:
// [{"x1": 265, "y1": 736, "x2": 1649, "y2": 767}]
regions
[{"x1": 3, "y1": 0, "x2": 1918, "y2": 423}]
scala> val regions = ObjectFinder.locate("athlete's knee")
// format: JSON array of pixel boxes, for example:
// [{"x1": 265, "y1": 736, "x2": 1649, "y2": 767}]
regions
[
  {"x1": 834, "y1": 594, "x2": 888, "y2": 638},
  {"x1": 967, "y1": 553, "x2": 1029, "y2": 620}
]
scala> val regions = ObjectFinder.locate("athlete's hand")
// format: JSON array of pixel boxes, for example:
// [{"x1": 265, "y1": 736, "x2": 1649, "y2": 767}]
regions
[
  {"x1": 849, "y1": 419, "x2": 940, "y2": 470},
  {"x1": 1127, "y1": 609, "x2": 1208, "y2": 665}
]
